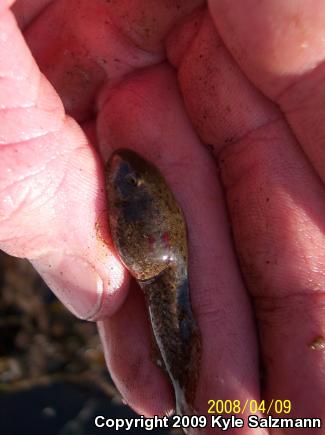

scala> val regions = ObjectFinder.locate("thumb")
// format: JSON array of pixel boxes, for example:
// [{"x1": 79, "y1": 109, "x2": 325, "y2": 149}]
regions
[
  {"x1": 0, "y1": 0, "x2": 15, "y2": 14},
  {"x1": 0, "y1": 6, "x2": 127, "y2": 320}
]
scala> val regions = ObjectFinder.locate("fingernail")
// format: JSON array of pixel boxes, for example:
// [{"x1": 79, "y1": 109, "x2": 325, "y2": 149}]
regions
[{"x1": 32, "y1": 253, "x2": 104, "y2": 320}]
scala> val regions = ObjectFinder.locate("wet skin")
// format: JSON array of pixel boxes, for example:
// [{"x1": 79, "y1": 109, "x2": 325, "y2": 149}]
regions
[{"x1": 105, "y1": 149, "x2": 201, "y2": 417}]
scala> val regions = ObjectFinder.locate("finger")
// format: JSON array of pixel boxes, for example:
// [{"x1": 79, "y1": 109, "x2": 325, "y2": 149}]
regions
[
  {"x1": 11, "y1": 0, "x2": 54, "y2": 29},
  {"x1": 98, "y1": 280, "x2": 174, "y2": 416},
  {"x1": 220, "y1": 122, "x2": 325, "y2": 422},
  {"x1": 97, "y1": 63, "x2": 263, "y2": 434},
  {"x1": 1, "y1": 0, "x2": 15, "y2": 14},
  {"x1": 0, "y1": 7, "x2": 127, "y2": 320},
  {"x1": 208, "y1": 0, "x2": 325, "y2": 185},
  {"x1": 167, "y1": 11, "x2": 278, "y2": 149},
  {"x1": 100, "y1": 0, "x2": 204, "y2": 54},
  {"x1": 22, "y1": 0, "x2": 203, "y2": 122},
  {"x1": 174, "y1": 9, "x2": 325, "y2": 423}
]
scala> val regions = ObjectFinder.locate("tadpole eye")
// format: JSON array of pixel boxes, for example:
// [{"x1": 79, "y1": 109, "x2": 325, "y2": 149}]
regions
[{"x1": 125, "y1": 173, "x2": 140, "y2": 186}]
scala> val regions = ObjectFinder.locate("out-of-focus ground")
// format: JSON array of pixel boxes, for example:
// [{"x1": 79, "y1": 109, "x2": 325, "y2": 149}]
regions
[{"x1": 0, "y1": 250, "x2": 175, "y2": 434}]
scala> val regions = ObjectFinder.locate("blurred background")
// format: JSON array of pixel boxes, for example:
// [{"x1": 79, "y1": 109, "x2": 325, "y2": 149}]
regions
[{"x1": 0, "y1": 250, "x2": 174, "y2": 434}]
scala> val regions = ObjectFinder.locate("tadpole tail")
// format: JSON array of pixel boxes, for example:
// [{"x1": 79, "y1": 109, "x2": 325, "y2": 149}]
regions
[{"x1": 139, "y1": 265, "x2": 201, "y2": 418}]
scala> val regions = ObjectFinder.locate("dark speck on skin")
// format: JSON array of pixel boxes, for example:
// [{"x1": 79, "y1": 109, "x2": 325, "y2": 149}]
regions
[
  {"x1": 309, "y1": 336, "x2": 325, "y2": 351},
  {"x1": 105, "y1": 149, "x2": 201, "y2": 420}
]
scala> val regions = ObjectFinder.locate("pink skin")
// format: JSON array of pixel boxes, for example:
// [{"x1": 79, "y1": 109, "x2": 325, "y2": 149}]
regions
[{"x1": 1, "y1": 1, "x2": 325, "y2": 433}]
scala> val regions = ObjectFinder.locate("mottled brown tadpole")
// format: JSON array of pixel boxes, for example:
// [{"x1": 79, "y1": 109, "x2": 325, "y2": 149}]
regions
[{"x1": 105, "y1": 148, "x2": 201, "y2": 419}]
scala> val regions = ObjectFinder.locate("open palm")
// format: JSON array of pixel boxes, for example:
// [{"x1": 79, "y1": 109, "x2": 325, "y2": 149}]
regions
[{"x1": 1, "y1": 1, "x2": 325, "y2": 433}]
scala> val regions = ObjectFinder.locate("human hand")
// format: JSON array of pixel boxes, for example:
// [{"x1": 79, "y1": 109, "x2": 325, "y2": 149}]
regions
[{"x1": 1, "y1": 1, "x2": 325, "y2": 433}]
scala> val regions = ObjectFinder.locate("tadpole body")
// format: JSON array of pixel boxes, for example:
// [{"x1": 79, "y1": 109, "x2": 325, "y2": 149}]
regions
[{"x1": 105, "y1": 149, "x2": 201, "y2": 417}]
